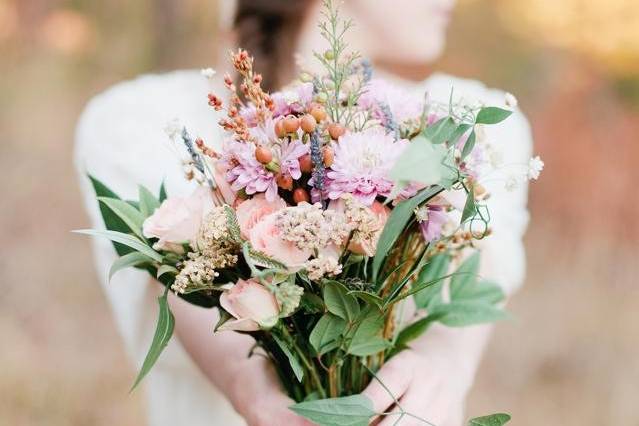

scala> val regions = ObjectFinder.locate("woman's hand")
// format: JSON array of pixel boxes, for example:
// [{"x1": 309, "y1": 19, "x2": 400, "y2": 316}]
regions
[
  {"x1": 363, "y1": 324, "x2": 493, "y2": 426},
  {"x1": 228, "y1": 354, "x2": 314, "y2": 426}
]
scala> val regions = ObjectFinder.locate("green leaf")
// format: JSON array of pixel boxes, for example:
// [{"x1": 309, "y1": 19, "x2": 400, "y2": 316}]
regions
[
  {"x1": 324, "y1": 281, "x2": 360, "y2": 323},
  {"x1": 455, "y1": 280, "x2": 505, "y2": 305},
  {"x1": 461, "y1": 129, "x2": 476, "y2": 159},
  {"x1": 290, "y1": 394, "x2": 375, "y2": 426},
  {"x1": 475, "y1": 107, "x2": 512, "y2": 125},
  {"x1": 423, "y1": 117, "x2": 457, "y2": 144},
  {"x1": 88, "y1": 175, "x2": 133, "y2": 256},
  {"x1": 461, "y1": 187, "x2": 477, "y2": 223},
  {"x1": 347, "y1": 307, "x2": 388, "y2": 356},
  {"x1": 138, "y1": 185, "x2": 160, "y2": 218},
  {"x1": 158, "y1": 180, "x2": 168, "y2": 202},
  {"x1": 309, "y1": 313, "x2": 346, "y2": 355},
  {"x1": 97, "y1": 197, "x2": 146, "y2": 239},
  {"x1": 73, "y1": 229, "x2": 162, "y2": 262},
  {"x1": 413, "y1": 253, "x2": 450, "y2": 309},
  {"x1": 157, "y1": 265, "x2": 178, "y2": 279},
  {"x1": 450, "y1": 123, "x2": 472, "y2": 145},
  {"x1": 430, "y1": 301, "x2": 509, "y2": 327},
  {"x1": 272, "y1": 334, "x2": 304, "y2": 382},
  {"x1": 389, "y1": 136, "x2": 443, "y2": 192},
  {"x1": 468, "y1": 413, "x2": 511, "y2": 426},
  {"x1": 300, "y1": 292, "x2": 325, "y2": 314},
  {"x1": 131, "y1": 290, "x2": 175, "y2": 390},
  {"x1": 108, "y1": 252, "x2": 153, "y2": 281},
  {"x1": 449, "y1": 252, "x2": 480, "y2": 300},
  {"x1": 372, "y1": 185, "x2": 443, "y2": 282},
  {"x1": 347, "y1": 291, "x2": 383, "y2": 309}
]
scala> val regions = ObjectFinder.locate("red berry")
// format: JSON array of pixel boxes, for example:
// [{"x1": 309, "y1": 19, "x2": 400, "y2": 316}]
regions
[
  {"x1": 300, "y1": 114, "x2": 317, "y2": 133},
  {"x1": 276, "y1": 174, "x2": 293, "y2": 190},
  {"x1": 328, "y1": 123, "x2": 345, "y2": 140},
  {"x1": 283, "y1": 116, "x2": 300, "y2": 133},
  {"x1": 293, "y1": 188, "x2": 310, "y2": 204},
  {"x1": 322, "y1": 146, "x2": 334, "y2": 167},
  {"x1": 299, "y1": 154, "x2": 313, "y2": 173},
  {"x1": 255, "y1": 146, "x2": 273, "y2": 164},
  {"x1": 310, "y1": 106, "x2": 327, "y2": 122}
]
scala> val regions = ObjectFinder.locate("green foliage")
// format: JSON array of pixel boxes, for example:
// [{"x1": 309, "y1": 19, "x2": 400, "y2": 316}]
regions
[
  {"x1": 131, "y1": 289, "x2": 175, "y2": 390},
  {"x1": 475, "y1": 107, "x2": 512, "y2": 125},
  {"x1": 73, "y1": 229, "x2": 162, "y2": 262},
  {"x1": 413, "y1": 253, "x2": 450, "y2": 309},
  {"x1": 88, "y1": 174, "x2": 134, "y2": 255},
  {"x1": 156, "y1": 264, "x2": 178, "y2": 279},
  {"x1": 96, "y1": 196, "x2": 146, "y2": 239},
  {"x1": 429, "y1": 301, "x2": 508, "y2": 327},
  {"x1": 323, "y1": 281, "x2": 360, "y2": 323},
  {"x1": 346, "y1": 307, "x2": 389, "y2": 356},
  {"x1": 272, "y1": 334, "x2": 305, "y2": 382},
  {"x1": 389, "y1": 136, "x2": 443, "y2": 194},
  {"x1": 468, "y1": 413, "x2": 511, "y2": 426},
  {"x1": 108, "y1": 251, "x2": 153, "y2": 281},
  {"x1": 461, "y1": 129, "x2": 477, "y2": 159},
  {"x1": 461, "y1": 186, "x2": 477, "y2": 224},
  {"x1": 372, "y1": 185, "x2": 443, "y2": 283},
  {"x1": 290, "y1": 394, "x2": 375, "y2": 426},
  {"x1": 309, "y1": 313, "x2": 346, "y2": 355},
  {"x1": 138, "y1": 185, "x2": 160, "y2": 218},
  {"x1": 393, "y1": 314, "x2": 441, "y2": 351},
  {"x1": 423, "y1": 116, "x2": 457, "y2": 144}
]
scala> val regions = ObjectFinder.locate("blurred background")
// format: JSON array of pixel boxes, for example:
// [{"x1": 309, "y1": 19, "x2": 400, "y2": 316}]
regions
[{"x1": 1, "y1": 0, "x2": 637, "y2": 424}]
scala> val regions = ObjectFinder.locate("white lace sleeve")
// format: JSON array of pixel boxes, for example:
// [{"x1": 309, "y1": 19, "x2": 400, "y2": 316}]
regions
[
  {"x1": 424, "y1": 73, "x2": 533, "y2": 295},
  {"x1": 73, "y1": 70, "x2": 222, "y2": 363}
]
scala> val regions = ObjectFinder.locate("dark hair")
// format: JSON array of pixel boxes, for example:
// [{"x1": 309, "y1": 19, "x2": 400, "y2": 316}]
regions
[{"x1": 234, "y1": 0, "x2": 315, "y2": 92}]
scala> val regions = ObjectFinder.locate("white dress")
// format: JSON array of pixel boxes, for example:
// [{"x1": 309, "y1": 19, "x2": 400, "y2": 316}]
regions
[{"x1": 74, "y1": 70, "x2": 532, "y2": 426}]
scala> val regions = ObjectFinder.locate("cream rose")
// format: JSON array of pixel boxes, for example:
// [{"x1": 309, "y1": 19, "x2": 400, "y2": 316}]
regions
[
  {"x1": 142, "y1": 186, "x2": 213, "y2": 252},
  {"x1": 218, "y1": 279, "x2": 279, "y2": 331},
  {"x1": 235, "y1": 193, "x2": 287, "y2": 239},
  {"x1": 249, "y1": 212, "x2": 312, "y2": 270}
]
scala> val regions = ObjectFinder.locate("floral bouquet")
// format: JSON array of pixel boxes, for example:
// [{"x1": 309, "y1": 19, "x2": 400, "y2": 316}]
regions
[{"x1": 76, "y1": 1, "x2": 542, "y2": 425}]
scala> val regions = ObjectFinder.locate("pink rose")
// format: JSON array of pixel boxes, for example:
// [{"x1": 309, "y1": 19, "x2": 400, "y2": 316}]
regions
[
  {"x1": 235, "y1": 193, "x2": 287, "y2": 239},
  {"x1": 249, "y1": 212, "x2": 311, "y2": 270},
  {"x1": 218, "y1": 279, "x2": 280, "y2": 331},
  {"x1": 142, "y1": 186, "x2": 213, "y2": 252}
]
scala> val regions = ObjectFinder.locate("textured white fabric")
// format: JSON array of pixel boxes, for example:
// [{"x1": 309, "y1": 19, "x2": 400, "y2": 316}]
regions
[{"x1": 74, "y1": 70, "x2": 532, "y2": 426}]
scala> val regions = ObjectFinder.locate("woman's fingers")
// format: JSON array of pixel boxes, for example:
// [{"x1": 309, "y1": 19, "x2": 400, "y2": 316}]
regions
[{"x1": 362, "y1": 350, "x2": 418, "y2": 415}]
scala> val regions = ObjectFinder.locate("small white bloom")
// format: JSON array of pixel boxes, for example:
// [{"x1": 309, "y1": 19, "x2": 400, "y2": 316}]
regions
[
  {"x1": 505, "y1": 92, "x2": 518, "y2": 109},
  {"x1": 414, "y1": 206, "x2": 429, "y2": 222},
  {"x1": 527, "y1": 155, "x2": 544, "y2": 180},
  {"x1": 200, "y1": 68, "x2": 216, "y2": 79},
  {"x1": 164, "y1": 118, "x2": 183, "y2": 142},
  {"x1": 504, "y1": 175, "x2": 519, "y2": 192}
]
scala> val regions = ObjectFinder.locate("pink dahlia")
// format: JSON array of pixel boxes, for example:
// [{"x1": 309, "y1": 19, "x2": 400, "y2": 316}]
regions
[
  {"x1": 359, "y1": 79, "x2": 424, "y2": 125},
  {"x1": 325, "y1": 128, "x2": 407, "y2": 205}
]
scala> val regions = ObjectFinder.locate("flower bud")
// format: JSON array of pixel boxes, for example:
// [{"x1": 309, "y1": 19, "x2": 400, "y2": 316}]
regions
[
  {"x1": 328, "y1": 123, "x2": 346, "y2": 140},
  {"x1": 283, "y1": 116, "x2": 300, "y2": 133},
  {"x1": 300, "y1": 114, "x2": 317, "y2": 133},
  {"x1": 322, "y1": 146, "x2": 334, "y2": 167},
  {"x1": 299, "y1": 154, "x2": 313, "y2": 173},
  {"x1": 293, "y1": 188, "x2": 310, "y2": 204},
  {"x1": 255, "y1": 146, "x2": 273, "y2": 164}
]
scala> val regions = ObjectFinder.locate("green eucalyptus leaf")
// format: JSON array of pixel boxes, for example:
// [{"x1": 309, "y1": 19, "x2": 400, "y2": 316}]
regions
[
  {"x1": 468, "y1": 413, "x2": 511, "y2": 426},
  {"x1": 138, "y1": 185, "x2": 160, "y2": 218},
  {"x1": 324, "y1": 281, "x2": 360, "y2": 323},
  {"x1": 290, "y1": 394, "x2": 375, "y2": 426},
  {"x1": 97, "y1": 197, "x2": 146, "y2": 239},
  {"x1": 372, "y1": 185, "x2": 443, "y2": 283},
  {"x1": 108, "y1": 252, "x2": 153, "y2": 281},
  {"x1": 413, "y1": 253, "x2": 450, "y2": 309},
  {"x1": 475, "y1": 107, "x2": 512, "y2": 125},
  {"x1": 73, "y1": 229, "x2": 162, "y2": 262},
  {"x1": 309, "y1": 313, "x2": 346, "y2": 355},
  {"x1": 430, "y1": 301, "x2": 509, "y2": 327},
  {"x1": 272, "y1": 334, "x2": 304, "y2": 382},
  {"x1": 131, "y1": 290, "x2": 175, "y2": 390},
  {"x1": 88, "y1": 174, "x2": 133, "y2": 255}
]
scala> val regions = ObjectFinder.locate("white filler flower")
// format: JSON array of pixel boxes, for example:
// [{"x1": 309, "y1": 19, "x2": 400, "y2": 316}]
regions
[
  {"x1": 528, "y1": 155, "x2": 545, "y2": 180},
  {"x1": 200, "y1": 68, "x2": 217, "y2": 79}
]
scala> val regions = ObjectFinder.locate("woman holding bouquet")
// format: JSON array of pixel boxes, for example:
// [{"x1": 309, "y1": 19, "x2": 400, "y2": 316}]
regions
[{"x1": 75, "y1": 1, "x2": 533, "y2": 425}]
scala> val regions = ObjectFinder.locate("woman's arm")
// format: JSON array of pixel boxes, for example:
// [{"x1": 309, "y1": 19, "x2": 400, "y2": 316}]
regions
[{"x1": 166, "y1": 287, "x2": 313, "y2": 426}]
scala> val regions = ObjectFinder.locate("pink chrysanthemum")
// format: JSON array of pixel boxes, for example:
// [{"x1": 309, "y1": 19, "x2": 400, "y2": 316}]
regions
[
  {"x1": 271, "y1": 82, "x2": 314, "y2": 118},
  {"x1": 359, "y1": 79, "x2": 424, "y2": 125},
  {"x1": 222, "y1": 134, "x2": 308, "y2": 202},
  {"x1": 325, "y1": 128, "x2": 407, "y2": 205}
]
